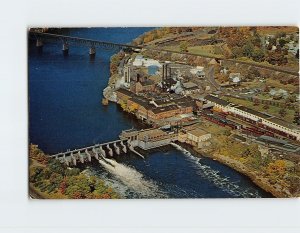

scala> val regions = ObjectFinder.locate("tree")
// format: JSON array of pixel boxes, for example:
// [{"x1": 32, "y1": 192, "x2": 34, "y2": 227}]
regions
[
  {"x1": 293, "y1": 111, "x2": 300, "y2": 125},
  {"x1": 179, "y1": 41, "x2": 188, "y2": 52},
  {"x1": 231, "y1": 46, "x2": 243, "y2": 58},
  {"x1": 48, "y1": 159, "x2": 65, "y2": 176},
  {"x1": 266, "y1": 50, "x2": 287, "y2": 65},
  {"x1": 127, "y1": 103, "x2": 139, "y2": 113},
  {"x1": 279, "y1": 108, "x2": 287, "y2": 117},
  {"x1": 252, "y1": 47, "x2": 265, "y2": 62},
  {"x1": 242, "y1": 41, "x2": 255, "y2": 57},
  {"x1": 253, "y1": 98, "x2": 260, "y2": 106},
  {"x1": 278, "y1": 38, "x2": 287, "y2": 47},
  {"x1": 266, "y1": 160, "x2": 286, "y2": 178},
  {"x1": 263, "y1": 103, "x2": 269, "y2": 110}
]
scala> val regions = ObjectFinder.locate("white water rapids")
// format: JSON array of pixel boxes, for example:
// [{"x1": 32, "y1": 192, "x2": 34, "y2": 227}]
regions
[
  {"x1": 170, "y1": 143, "x2": 261, "y2": 198},
  {"x1": 97, "y1": 158, "x2": 167, "y2": 198}
]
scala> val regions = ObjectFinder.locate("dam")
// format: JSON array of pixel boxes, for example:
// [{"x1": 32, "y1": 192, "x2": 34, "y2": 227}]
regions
[{"x1": 51, "y1": 128, "x2": 176, "y2": 166}]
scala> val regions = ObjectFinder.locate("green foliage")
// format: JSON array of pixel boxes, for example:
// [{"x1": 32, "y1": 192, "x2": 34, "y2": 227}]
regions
[
  {"x1": 252, "y1": 47, "x2": 265, "y2": 62},
  {"x1": 48, "y1": 159, "x2": 66, "y2": 176},
  {"x1": 179, "y1": 41, "x2": 188, "y2": 52},
  {"x1": 242, "y1": 41, "x2": 255, "y2": 57},
  {"x1": 29, "y1": 144, "x2": 120, "y2": 199},
  {"x1": 231, "y1": 46, "x2": 243, "y2": 58},
  {"x1": 279, "y1": 108, "x2": 287, "y2": 117},
  {"x1": 65, "y1": 168, "x2": 80, "y2": 176}
]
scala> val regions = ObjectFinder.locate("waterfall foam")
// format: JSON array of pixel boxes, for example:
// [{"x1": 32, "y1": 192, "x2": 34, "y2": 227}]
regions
[{"x1": 98, "y1": 158, "x2": 166, "y2": 198}]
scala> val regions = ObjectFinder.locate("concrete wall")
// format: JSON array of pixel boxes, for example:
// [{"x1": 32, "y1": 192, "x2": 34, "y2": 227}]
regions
[{"x1": 138, "y1": 138, "x2": 172, "y2": 150}]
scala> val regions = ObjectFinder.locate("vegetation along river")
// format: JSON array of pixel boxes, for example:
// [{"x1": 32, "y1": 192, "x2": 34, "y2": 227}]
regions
[{"x1": 28, "y1": 28, "x2": 272, "y2": 198}]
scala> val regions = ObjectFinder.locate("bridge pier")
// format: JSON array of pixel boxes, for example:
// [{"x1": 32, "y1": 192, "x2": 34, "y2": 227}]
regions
[
  {"x1": 99, "y1": 146, "x2": 106, "y2": 157},
  {"x1": 92, "y1": 147, "x2": 99, "y2": 160},
  {"x1": 120, "y1": 141, "x2": 127, "y2": 153},
  {"x1": 86, "y1": 149, "x2": 92, "y2": 162},
  {"x1": 106, "y1": 144, "x2": 113, "y2": 157},
  {"x1": 36, "y1": 38, "x2": 43, "y2": 48},
  {"x1": 113, "y1": 143, "x2": 120, "y2": 155},
  {"x1": 78, "y1": 151, "x2": 84, "y2": 163},
  {"x1": 63, "y1": 154, "x2": 69, "y2": 166},
  {"x1": 71, "y1": 153, "x2": 77, "y2": 166},
  {"x1": 89, "y1": 46, "x2": 96, "y2": 58},
  {"x1": 62, "y1": 42, "x2": 69, "y2": 55}
]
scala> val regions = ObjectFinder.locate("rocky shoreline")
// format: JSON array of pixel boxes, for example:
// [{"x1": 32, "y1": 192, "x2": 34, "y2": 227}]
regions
[{"x1": 192, "y1": 147, "x2": 290, "y2": 198}]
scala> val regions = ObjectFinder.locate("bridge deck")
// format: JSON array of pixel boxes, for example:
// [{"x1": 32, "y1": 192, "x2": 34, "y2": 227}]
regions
[{"x1": 50, "y1": 139, "x2": 127, "y2": 158}]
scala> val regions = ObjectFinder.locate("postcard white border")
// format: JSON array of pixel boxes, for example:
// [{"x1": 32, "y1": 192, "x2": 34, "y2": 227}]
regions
[{"x1": 0, "y1": 0, "x2": 299, "y2": 232}]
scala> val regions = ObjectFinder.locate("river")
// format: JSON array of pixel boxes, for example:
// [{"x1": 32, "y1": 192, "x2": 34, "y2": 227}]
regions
[{"x1": 28, "y1": 28, "x2": 272, "y2": 198}]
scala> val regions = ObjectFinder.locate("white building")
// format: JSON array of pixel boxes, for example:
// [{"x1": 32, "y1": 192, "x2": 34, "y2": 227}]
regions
[
  {"x1": 229, "y1": 73, "x2": 241, "y2": 84},
  {"x1": 190, "y1": 66, "x2": 205, "y2": 78},
  {"x1": 187, "y1": 128, "x2": 211, "y2": 148},
  {"x1": 132, "y1": 55, "x2": 162, "y2": 67},
  {"x1": 204, "y1": 94, "x2": 300, "y2": 141}
]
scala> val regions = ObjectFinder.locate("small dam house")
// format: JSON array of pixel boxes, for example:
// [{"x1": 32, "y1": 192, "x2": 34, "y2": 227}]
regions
[
  {"x1": 187, "y1": 128, "x2": 211, "y2": 148},
  {"x1": 120, "y1": 128, "x2": 175, "y2": 150}
]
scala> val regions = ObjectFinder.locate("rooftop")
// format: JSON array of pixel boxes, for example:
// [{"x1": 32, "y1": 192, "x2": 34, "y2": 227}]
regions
[
  {"x1": 267, "y1": 117, "x2": 299, "y2": 131},
  {"x1": 188, "y1": 128, "x2": 210, "y2": 137},
  {"x1": 151, "y1": 105, "x2": 179, "y2": 114},
  {"x1": 139, "y1": 79, "x2": 155, "y2": 86},
  {"x1": 236, "y1": 106, "x2": 272, "y2": 119},
  {"x1": 204, "y1": 95, "x2": 230, "y2": 107},
  {"x1": 182, "y1": 82, "x2": 198, "y2": 89},
  {"x1": 116, "y1": 88, "x2": 134, "y2": 97}
]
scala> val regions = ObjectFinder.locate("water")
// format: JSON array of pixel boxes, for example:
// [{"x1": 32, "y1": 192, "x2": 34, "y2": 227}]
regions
[{"x1": 28, "y1": 28, "x2": 272, "y2": 198}]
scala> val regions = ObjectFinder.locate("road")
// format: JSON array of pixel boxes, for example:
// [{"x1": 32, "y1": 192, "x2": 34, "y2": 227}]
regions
[{"x1": 207, "y1": 66, "x2": 221, "y2": 90}]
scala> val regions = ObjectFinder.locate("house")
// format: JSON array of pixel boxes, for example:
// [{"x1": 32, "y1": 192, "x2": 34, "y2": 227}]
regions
[
  {"x1": 287, "y1": 41, "x2": 299, "y2": 56},
  {"x1": 269, "y1": 89, "x2": 288, "y2": 99},
  {"x1": 229, "y1": 73, "x2": 241, "y2": 84},
  {"x1": 187, "y1": 128, "x2": 211, "y2": 148},
  {"x1": 190, "y1": 66, "x2": 205, "y2": 78},
  {"x1": 182, "y1": 82, "x2": 202, "y2": 95},
  {"x1": 196, "y1": 70, "x2": 206, "y2": 78},
  {"x1": 220, "y1": 67, "x2": 229, "y2": 75}
]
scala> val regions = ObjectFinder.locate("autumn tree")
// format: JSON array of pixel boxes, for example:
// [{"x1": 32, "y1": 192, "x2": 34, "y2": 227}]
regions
[
  {"x1": 180, "y1": 41, "x2": 188, "y2": 52},
  {"x1": 266, "y1": 160, "x2": 286, "y2": 178}
]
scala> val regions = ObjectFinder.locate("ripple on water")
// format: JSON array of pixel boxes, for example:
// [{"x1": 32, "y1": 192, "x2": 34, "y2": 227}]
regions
[{"x1": 171, "y1": 143, "x2": 261, "y2": 198}]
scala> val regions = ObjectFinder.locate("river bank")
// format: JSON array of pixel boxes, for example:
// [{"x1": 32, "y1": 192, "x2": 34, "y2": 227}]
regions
[
  {"x1": 180, "y1": 142, "x2": 293, "y2": 198},
  {"x1": 176, "y1": 142, "x2": 283, "y2": 197}
]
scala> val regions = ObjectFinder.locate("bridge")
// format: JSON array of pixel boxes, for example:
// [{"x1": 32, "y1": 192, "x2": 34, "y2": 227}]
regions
[
  {"x1": 29, "y1": 31, "x2": 144, "y2": 56},
  {"x1": 50, "y1": 127, "x2": 179, "y2": 166},
  {"x1": 29, "y1": 31, "x2": 299, "y2": 77}
]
